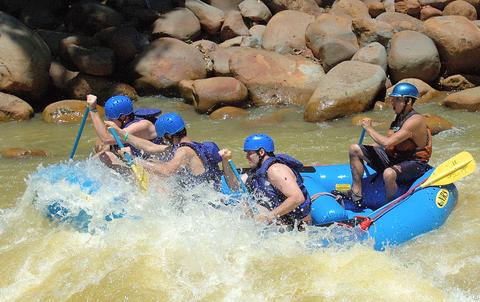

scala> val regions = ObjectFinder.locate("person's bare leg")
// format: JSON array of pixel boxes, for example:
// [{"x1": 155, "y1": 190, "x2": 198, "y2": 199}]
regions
[
  {"x1": 349, "y1": 144, "x2": 366, "y2": 196},
  {"x1": 383, "y1": 167, "x2": 398, "y2": 201}
]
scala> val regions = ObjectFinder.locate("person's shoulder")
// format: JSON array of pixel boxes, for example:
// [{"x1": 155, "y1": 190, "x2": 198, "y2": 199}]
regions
[{"x1": 267, "y1": 162, "x2": 291, "y2": 175}]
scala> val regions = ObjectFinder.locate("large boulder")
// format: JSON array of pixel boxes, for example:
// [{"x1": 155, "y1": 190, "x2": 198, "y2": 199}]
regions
[
  {"x1": 152, "y1": 8, "x2": 201, "y2": 41},
  {"x1": 423, "y1": 114, "x2": 453, "y2": 134},
  {"x1": 0, "y1": 12, "x2": 51, "y2": 100},
  {"x1": 424, "y1": 16, "x2": 480, "y2": 75},
  {"x1": 229, "y1": 48, "x2": 325, "y2": 106},
  {"x1": 65, "y1": 2, "x2": 123, "y2": 35},
  {"x1": 210, "y1": 47, "x2": 241, "y2": 75},
  {"x1": 261, "y1": 0, "x2": 323, "y2": 15},
  {"x1": 376, "y1": 12, "x2": 425, "y2": 32},
  {"x1": 306, "y1": 14, "x2": 359, "y2": 71},
  {"x1": 36, "y1": 30, "x2": 70, "y2": 57},
  {"x1": 0, "y1": 92, "x2": 34, "y2": 122},
  {"x1": 1, "y1": 148, "x2": 48, "y2": 158},
  {"x1": 304, "y1": 61, "x2": 386, "y2": 122},
  {"x1": 66, "y1": 46, "x2": 115, "y2": 77},
  {"x1": 352, "y1": 42, "x2": 387, "y2": 71},
  {"x1": 262, "y1": 10, "x2": 315, "y2": 54},
  {"x1": 209, "y1": 106, "x2": 249, "y2": 119},
  {"x1": 394, "y1": 0, "x2": 422, "y2": 18},
  {"x1": 387, "y1": 30, "x2": 441, "y2": 83},
  {"x1": 186, "y1": 77, "x2": 248, "y2": 113},
  {"x1": 132, "y1": 38, "x2": 207, "y2": 93},
  {"x1": 65, "y1": 74, "x2": 138, "y2": 103},
  {"x1": 42, "y1": 100, "x2": 105, "y2": 124},
  {"x1": 352, "y1": 18, "x2": 394, "y2": 47},
  {"x1": 95, "y1": 25, "x2": 149, "y2": 63},
  {"x1": 239, "y1": 0, "x2": 272, "y2": 23},
  {"x1": 49, "y1": 61, "x2": 79, "y2": 90},
  {"x1": 420, "y1": 5, "x2": 443, "y2": 20},
  {"x1": 330, "y1": 0, "x2": 371, "y2": 19},
  {"x1": 208, "y1": 0, "x2": 244, "y2": 11},
  {"x1": 443, "y1": 0, "x2": 477, "y2": 20},
  {"x1": 220, "y1": 10, "x2": 250, "y2": 41},
  {"x1": 442, "y1": 86, "x2": 480, "y2": 111},
  {"x1": 185, "y1": 0, "x2": 224, "y2": 35},
  {"x1": 439, "y1": 74, "x2": 478, "y2": 90}
]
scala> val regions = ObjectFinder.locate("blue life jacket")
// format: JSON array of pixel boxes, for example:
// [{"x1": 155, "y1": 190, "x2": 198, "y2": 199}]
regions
[
  {"x1": 246, "y1": 154, "x2": 311, "y2": 221},
  {"x1": 115, "y1": 108, "x2": 163, "y2": 157},
  {"x1": 171, "y1": 141, "x2": 223, "y2": 189}
]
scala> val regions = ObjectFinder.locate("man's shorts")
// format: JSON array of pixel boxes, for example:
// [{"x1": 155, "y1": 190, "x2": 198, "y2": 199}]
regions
[{"x1": 360, "y1": 145, "x2": 431, "y2": 185}]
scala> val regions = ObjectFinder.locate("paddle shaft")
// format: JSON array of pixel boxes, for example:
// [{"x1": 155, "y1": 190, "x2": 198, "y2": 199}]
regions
[
  {"x1": 228, "y1": 159, "x2": 248, "y2": 193},
  {"x1": 69, "y1": 107, "x2": 90, "y2": 159},
  {"x1": 108, "y1": 127, "x2": 134, "y2": 166}
]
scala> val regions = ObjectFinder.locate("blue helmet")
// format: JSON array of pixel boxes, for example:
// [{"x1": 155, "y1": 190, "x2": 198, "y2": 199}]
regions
[
  {"x1": 155, "y1": 112, "x2": 185, "y2": 137},
  {"x1": 389, "y1": 82, "x2": 419, "y2": 99},
  {"x1": 243, "y1": 134, "x2": 274, "y2": 152},
  {"x1": 104, "y1": 95, "x2": 134, "y2": 120}
]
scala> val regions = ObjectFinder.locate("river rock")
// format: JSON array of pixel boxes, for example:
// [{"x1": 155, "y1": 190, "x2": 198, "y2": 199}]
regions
[
  {"x1": 239, "y1": 0, "x2": 272, "y2": 23},
  {"x1": 424, "y1": 16, "x2": 480, "y2": 75},
  {"x1": 1, "y1": 148, "x2": 48, "y2": 158},
  {"x1": 304, "y1": 61, "x2": 386, "y2": 122},
  {"x1": 376, "y1": 12, "x2": 425, "y2": 32},
  {"x1": 229, "y1": 48, "x2": 325, "y2": 106},
  {"x1": 132, "y1": 38, "x2": 207, "y2": 93},
  {"x1": 262, "y1": 10, "x2": 315, "y2": 54},
  {"x1": 306, "y1": 14, "x2": 359, "y2": 71},
  {"x1": 331, "y1": 0, "x2": 371, "y2": 19},
  {"x1": 95, "y1": 25, "x2": 148, "y2": 63},
  {"x1": 368, "y1": 2, "x2": 387, "y2": 17},
  {"x1": 65, "y1": 74, "x2": 138, "y2": 103},
  {"x1": 0, "y1": 12, "x2": 51, "y2": 100},
  {"x1": 418, "y1": 0, "x2": 455, "y2": 10},
  {"x1": 261, "y1": 0, "x2": 323, "y2": 15},
  {"x1": 353, "y1": 18, "x2": 394, "y2": 47},
  {"x1": 210, "y1": 46, "x2": 242, "y2": 75},
  {"x1": 208, "y1": 0, "x2": 244, "y2": 11},
  {"x1": 420, "y1": 5, "x2": 443, "y2": 20},
  {"x1": 188, "y1": 77, "x2": 248, "y2": 113},
  {"x1": 65, "y1": 2, "x2": 123, "y2": 35},
  {"x1": 442, "y1": 87, "x2": 480, "y2": 111},
  {"x1": 43, "y1": 100, "x2": 105, "y2": 124},
  {"x1": 221, "y1": 10, "x2": 250, "y2": 41},
  {"x1": 66, "y1": 45, "x2": 115, "y2": 77},
  {"x1": 36, "y1": 30, "x2": 70, "y2": 57},
  {"x1": 0, "y1": 92, "x2": 34, "y2": 122},
  {"x1": 179, "y1": 80, "x2": 196, "y2": 104},
  {"x1": 209, "y1": 106, "x2": 249, "y2": 119},
  {"x1": 352, "y1": 42, "x2": 387, "y2": 71},
  {"x1": 49, "y1": 61, "x2": 79, "y2": 90},
  {"x1": 152, "y1": 8, "x2": 201, "y2": 41},
  {"x1": 443, "y1": 0, "x2": 477, "y2": 20},
  {"x1": 387, "y1": 30, "x2": 441, "y2": 83},
  {"x1": 439, "y1": 74, "x2": 477, "y2": 90},
  {"x1": 423, "y1": 114, "x2": 453, "y2": 134},
  {"x1": 394, "y1": 0, "x2": 421, "y2": 18},
  {"x1": 185, "y1": 0, "x2": 225, "y2": 35}
]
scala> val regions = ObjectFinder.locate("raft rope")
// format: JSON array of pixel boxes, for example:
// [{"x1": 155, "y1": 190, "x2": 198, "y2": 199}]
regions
[{"x1": 358, "y1": 178, "x2": 428, "y2": 230}]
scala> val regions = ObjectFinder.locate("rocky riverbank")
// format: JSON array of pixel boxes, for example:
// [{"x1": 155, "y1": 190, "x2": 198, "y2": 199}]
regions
[{"x1": 0, "y1": 0, "x2": 479, "y2": 127}]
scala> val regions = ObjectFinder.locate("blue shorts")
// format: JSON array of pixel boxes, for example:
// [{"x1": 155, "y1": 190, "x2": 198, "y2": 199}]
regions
[{"x1": 360, "y1": 145, "x2": 431, "y2": 185}]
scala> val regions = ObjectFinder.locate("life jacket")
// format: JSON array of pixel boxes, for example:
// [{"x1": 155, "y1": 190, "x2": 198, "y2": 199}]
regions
[
  {"x1": 245, "y1": 154, "x2": 311, "y2": 221},
  {"x1": 171, "y1": 141, "x2": 223, "y2": 189},
  {"x1": 385, "y1": 110, "x2": 432, "y2": 162},
  {"x1": 113, "y1": 108, "x2": 163, "y2": 157}
]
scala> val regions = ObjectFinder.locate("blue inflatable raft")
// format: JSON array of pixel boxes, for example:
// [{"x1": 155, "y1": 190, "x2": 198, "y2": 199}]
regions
[{"x1": 32, "y1": 161, "x2": 459, "y2": 250}]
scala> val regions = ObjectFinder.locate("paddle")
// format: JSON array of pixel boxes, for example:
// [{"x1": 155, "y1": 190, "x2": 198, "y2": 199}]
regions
[
  {"x1": 358, "y1": 128, "x2": 366, "y2": 145},
  {"x1": 227, "y1": 159, "x2": 259, "y2": 214},
  {"x1": 69, "y1": 107, "x2": 90, "y2": 160},
  {"x1": 359, "y1": 151, "x2": 476, "y2": 230},
  {"x1": 108, "y1": 127, "x2": 149, "y2": 192}
]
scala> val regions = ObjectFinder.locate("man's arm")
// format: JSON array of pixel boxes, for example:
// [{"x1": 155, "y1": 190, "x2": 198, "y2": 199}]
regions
[
  {"x1": 87, "y1": 95, "x2": 117, "y2": 145},
  {"x1": 219, "y1": 149, "x2": 242, "y2": 191},
  {"x1": 138, "y1": 147, "x2": 190, "y2": 176},
  {"x1": 106, "y1": 121, "x2": 168, "y2": 154},
  {"x1": 260, "y1": 164, "x2": 305, "y2": 222},
  {"x1": 363, "y1": 117, "x2": 420, "y2": 148}
]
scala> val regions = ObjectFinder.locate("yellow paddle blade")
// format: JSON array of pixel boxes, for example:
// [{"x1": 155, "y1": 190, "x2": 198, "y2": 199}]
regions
[
  {"x1": 131, "y1": 163, "x2": 149, "y2": 192},
  {"x1": 421, "y1": 151, "x2": 476, "y2": 188}
]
